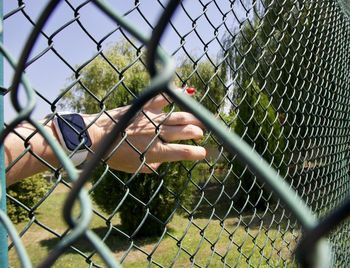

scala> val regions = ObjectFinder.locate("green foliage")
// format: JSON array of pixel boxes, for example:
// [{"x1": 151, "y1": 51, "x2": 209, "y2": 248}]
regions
[
  {"x1": 220, "y1": 0, "x2": 330, "y2": 207},
  {"x1": 232, "y1": 81, "x2": 286, "y2": 209},
  {"x1": 7, "y1": 174, "x2": 51, "y2": 223},
  {"x1": 90, "y1": 163, "x2": 194, "y2": 237},
  {"x1": 61, "y1": 41, "x2": 149, "y2": 113},
  {"x1": 175, "y1": 58, "x2": 227, "y2": 114},
  {"x1": 222, "y1": 1, "x2": 334, "y2": 154},
  {"x1": 235, "y1": 81, "x2": 285, "y2": 166},
  {"x1": 225, "y1": 1, "x2": 321, "y2": 110}
]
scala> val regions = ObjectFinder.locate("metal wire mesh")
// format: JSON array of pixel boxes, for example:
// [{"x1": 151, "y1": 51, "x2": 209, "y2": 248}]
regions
[{"x1": 1, "y1": 0, "x2": 350, "y2": 267}]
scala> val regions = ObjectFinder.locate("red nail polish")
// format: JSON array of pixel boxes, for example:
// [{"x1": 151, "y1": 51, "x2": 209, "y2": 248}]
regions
[{"x1": 186, "y1": 87, "x2": 196, "y2": 95}]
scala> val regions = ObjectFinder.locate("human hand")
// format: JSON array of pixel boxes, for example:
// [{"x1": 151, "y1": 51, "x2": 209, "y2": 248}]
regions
[{"x1": 87, "y1": 89, "x2": 206, "y2": 173}]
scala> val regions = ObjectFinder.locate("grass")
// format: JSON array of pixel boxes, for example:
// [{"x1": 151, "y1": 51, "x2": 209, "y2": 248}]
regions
[{"x1": 8, "y1": 184, "x2": 299, "y2": 267}]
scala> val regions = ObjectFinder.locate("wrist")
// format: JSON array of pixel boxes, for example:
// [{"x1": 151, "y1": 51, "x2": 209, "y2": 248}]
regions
[
  {"x1": 52, "y1": 113, "x2": 93, "y2": 166},
  {"x1": 82, "y1": 107, "x2": 128, "y2": 155}
]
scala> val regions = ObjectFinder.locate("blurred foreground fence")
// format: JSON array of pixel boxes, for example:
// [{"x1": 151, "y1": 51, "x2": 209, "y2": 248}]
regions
[{"x1": 1, "y1": 0, "x2": 350, "y2": 267}]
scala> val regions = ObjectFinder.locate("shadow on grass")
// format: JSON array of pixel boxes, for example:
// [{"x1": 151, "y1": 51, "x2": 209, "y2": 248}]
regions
[
  {"x1": 39, "y1": 224, "x2": 162, "y2": 257},
  {"x1": 189, "y1": 180, "x2": 296, "y2": 229},
  {"x1": 39, "y1": 181, "x2": 295, "y2": 259}
]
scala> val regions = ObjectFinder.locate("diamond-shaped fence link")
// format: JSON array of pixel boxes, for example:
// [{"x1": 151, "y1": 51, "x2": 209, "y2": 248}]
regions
[{"x1": 1, "y1": 0, "x2": 350, "y2": 267}]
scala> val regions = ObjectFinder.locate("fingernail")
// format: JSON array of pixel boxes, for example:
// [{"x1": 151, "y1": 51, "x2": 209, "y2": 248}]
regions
[{"x1": 186, "y1": 87, "x2": 196, "y2": 95}]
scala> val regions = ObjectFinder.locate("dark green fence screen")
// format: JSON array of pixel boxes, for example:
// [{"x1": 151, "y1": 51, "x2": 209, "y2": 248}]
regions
[{"x1": 1, "y1": 0, "x2": 350, "y2": 267}]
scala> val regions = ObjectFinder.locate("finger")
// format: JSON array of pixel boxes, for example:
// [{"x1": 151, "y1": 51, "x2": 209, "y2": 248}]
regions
[
  {"x1": 144, "y1": 93, "x2": 171, "y2": 112},
  {"x1": 160, "y1": 124, "x2": 204, "y2": 142},
  {"x1": 157, "y1": 144, "x2": 207, "y2": 162},
  {"x1": 163, "y1": 112, "x2": 205, "y2": 129},
  {"x1": 144, "y1": 87, "x2": 195, "y2": 112}
]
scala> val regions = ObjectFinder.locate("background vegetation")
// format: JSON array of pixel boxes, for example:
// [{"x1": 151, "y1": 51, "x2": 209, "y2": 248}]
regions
[{"x1": 7, "y1": 174, "x2": 51, "y2": 223}]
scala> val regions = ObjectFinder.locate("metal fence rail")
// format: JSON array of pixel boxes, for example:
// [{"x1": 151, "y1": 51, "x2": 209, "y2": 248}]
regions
[{"x1": 1, "y1": 0, "x2": 350, "y2": 267}]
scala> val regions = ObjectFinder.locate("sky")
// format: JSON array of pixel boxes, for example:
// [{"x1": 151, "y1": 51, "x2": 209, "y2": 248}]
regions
[{"x1": 3, "y1": 0, "x2": 248, "y2": 121}]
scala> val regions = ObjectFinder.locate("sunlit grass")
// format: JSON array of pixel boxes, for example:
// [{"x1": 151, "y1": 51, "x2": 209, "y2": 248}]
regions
[{"x1": 9, "y1": 184, "x2": 298, "y2": 267}]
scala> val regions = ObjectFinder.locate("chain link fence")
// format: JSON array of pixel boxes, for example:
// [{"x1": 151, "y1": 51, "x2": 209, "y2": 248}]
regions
[{"x1": 1, "y1": 0, "x2": 350, "y2": 267}]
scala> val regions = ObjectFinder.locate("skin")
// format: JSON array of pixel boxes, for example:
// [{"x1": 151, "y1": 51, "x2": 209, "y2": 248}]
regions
[{"x1": 4, "y1": 91, "x2": 206, "y2": 185}]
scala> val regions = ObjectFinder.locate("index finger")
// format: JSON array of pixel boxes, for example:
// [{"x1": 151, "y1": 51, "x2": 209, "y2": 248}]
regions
[
  {"x1": 144, "y1": 87, "x2": 196, "y2": 112},
  {"x1": 144, "y1": 92, "x2": 172, "y2": 112}
]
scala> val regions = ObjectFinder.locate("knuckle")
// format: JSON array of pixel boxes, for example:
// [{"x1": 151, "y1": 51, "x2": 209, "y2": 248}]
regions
[
  {"x1": 176, "y1": 113, "x2": 187, "y2": 122},
  {"x1": 150, "y1": 143, "x2": 166, "y2": 158},
  {"x1": 180, "y1": 147, "x2": 192, "y2": 158},
  {"x1": 150, "y1": 163, "x2": 161, "y2": 170}
]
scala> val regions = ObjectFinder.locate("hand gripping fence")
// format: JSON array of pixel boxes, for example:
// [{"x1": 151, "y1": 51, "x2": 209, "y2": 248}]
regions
[{"x1": 1, "y1": 0, "x2": 350, "y2": 267}]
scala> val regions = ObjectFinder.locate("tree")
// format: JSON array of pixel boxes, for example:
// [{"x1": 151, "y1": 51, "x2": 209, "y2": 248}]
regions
[
  {"x1": 221, "y1": 0, "x2": 331, "y2": 180},
  {"x1": 61, "y1": 41, "x2": 149, "y2": 113},
  {"x1": 62, "y1": 41, "x2": 227, "y2": 236},
  {"x1": 224, "y1": 0, "x2": 322, "y2": 113},
  {"x1": 232, "y1": 80, "x2": 286, "y2": 209}
]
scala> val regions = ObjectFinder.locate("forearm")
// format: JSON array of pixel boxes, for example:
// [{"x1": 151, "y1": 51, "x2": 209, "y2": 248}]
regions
[
  {"x1": 4, "y1": 121, "x2": 60, "y2": 186},
  {"x1": 3, "y1": 94, "x2": 206, "y2": 185},
  {"x1": 4, "y1": 110, "x2": 121, "y2": 186}
]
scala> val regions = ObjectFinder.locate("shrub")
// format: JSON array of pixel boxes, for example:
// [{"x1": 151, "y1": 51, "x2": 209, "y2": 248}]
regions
[
  {"x1": 7, "y1": 174, "x2": 51, "y2": 223},
  {"x1": 90, "y1": 163, "x2": 195, "y2": 237}
]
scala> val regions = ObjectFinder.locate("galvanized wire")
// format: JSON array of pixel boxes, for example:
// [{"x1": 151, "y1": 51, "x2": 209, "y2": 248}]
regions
[{"x1": 1, "y1": 0, "x2": 350, "y2": 267}]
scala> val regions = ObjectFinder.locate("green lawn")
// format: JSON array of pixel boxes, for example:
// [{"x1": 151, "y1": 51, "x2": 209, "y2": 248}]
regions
[{"x1": 8, "y1": 184, "x2": 298, "y2": 267}]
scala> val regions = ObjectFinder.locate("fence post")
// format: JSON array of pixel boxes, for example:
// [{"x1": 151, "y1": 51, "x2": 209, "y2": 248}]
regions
[{"x1": 0, "y1": 0, "x2": 8, "y2": 266}]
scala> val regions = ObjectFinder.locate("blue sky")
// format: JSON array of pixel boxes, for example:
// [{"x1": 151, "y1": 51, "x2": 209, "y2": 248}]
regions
[{"x1": 3, "y1": 0, "x2": 247, "y2": 121}]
